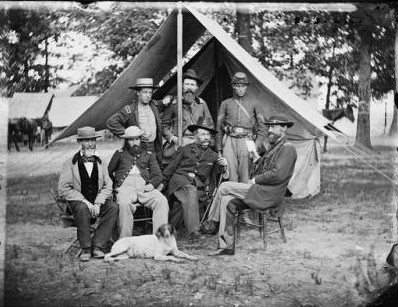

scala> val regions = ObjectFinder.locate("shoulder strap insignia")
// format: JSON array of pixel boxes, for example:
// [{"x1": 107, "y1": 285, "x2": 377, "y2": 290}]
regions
[
  {"x1": 124, "y1": 105, "x2": 132, "y2": 113},
  {"x1": 118, "y1": 148, "x2": 123, "y2": 152}
]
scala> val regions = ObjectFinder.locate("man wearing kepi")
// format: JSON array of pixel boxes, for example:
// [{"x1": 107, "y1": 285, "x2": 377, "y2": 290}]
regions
[
  {"x1": 215, "y1": 72, "x2": 267, "y2": 183},
  {"x1": 161, "y1": 69, "x2": 214, "y2": 149},
  {"x1": 58, "y1": 127, "x2": 119, "y2": 262},
  {"x1": 162, "y1": 119, "x2": 228, "y2": 240},
  {"x1": 108, "y1": 126, "x2": 168, "y2": 238},
  {"x1": 204, "y1": 115, "x2": 297, "y2": 255},
  {"x1": 107, "y1": 78, "x2": 164, "y2": 166}
]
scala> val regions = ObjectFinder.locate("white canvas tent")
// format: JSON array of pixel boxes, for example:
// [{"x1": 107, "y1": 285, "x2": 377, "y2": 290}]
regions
[
  {"x1": 53, "y1": 4, "x2": 336, "y2": 198},
  {"x1": 49, "y1": 96, "x2": 98, "y2": 129},
  {"x1": 8, "y1": 92, "x2": 54, "y2": 119}
]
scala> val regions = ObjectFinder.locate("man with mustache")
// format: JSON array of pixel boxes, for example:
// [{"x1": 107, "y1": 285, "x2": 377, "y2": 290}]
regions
[
  {"x1": 215, "y1": 72, "x2": 267, "y2": 184},
  {"x1": 108, "y1": 126, "x2": 168, "y2": 238},
  {"x1": 107, "y1": 78, "x2": 168, "y2": 167},
  {"x1": 202, "y1": 115, "x2": 297, "y2": 255},
  {"x1": 162, "y1": 120, "x2": 228, "y2": 240},
  {"x1": 161, "y1": 69, "x2": 214, "y2": 161},
  {"x1": 58, "y1": 127, "x2": 119, "y2": 262}
]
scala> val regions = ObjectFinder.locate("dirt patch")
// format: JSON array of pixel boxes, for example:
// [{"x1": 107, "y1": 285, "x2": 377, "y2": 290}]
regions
[{"x1": 4, "y1": 139, "x2": 397, "y2": 306}]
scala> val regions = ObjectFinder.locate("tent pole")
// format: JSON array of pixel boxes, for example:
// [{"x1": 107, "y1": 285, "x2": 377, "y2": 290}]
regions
[{"x1": 177, "y1": 2, "x2": 183, "y2": 146}]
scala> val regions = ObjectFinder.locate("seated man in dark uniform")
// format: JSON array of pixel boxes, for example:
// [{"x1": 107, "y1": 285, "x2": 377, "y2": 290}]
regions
[
  {"x1": 205, "y1": 115, "x2": 297, "y2": 255},
  {"x1": 162, "y1": 119, "x2": 228, "y2": 240}
]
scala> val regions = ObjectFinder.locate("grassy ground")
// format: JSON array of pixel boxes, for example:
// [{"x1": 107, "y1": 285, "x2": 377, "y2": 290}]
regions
[{"x1": 4, "y1": 139, "x2": 397, "y2": 307}]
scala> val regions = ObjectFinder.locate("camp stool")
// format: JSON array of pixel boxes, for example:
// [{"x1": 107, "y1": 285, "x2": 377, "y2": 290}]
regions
[
  {"x1": 234, "y1": 200, "x2": 287, "y2": 249},
  {"x1": 51, "y1": 189, "x2": 99, "y2": 257}
]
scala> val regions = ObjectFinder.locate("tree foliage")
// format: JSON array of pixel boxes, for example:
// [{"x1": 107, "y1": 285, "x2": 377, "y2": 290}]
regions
[
  {"x1": 251, "y1": 8, "x2": 394, "y2": 110},
  {"x1": 0, "y1": 7, "x2": 64, "y2": 96}
]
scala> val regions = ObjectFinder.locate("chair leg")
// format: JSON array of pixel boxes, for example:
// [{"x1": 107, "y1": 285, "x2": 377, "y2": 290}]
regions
[
  {"x1": 64, "y1": 237, "x2": 79, "y2": 254},
  {"x1": 235, "y1": 213, "x2": 240, "y2": 245},
  {"x1": 258, "y1": 213, "x2": 263, "y2": 237},
  {"x1": 278, "y1": 217, "x2": 287, "y2": 243},
  {"x1": 262, "y1": 214, "x2": 268, "y2": 249}
]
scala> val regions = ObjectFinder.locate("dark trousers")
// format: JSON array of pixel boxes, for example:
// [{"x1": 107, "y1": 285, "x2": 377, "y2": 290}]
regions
[
  {"x1": 218, "y1": 198, "x2": 250, "y2": 251},
  {"x1": 69, "y1": 199, "x2": 119, "y2": 251}
]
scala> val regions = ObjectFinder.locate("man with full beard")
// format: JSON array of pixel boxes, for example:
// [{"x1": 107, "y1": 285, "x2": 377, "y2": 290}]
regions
[
  {"x1": 202, "y1": 115, "x2": 297, "y2": 256},
  {"x1": 162, "y1": 120, "x2": 228, "y2": 240},
  {"x1": 58, "y1": 126, "x2": 118, "y2": 262},
  {"x1": 108, "y1": 126, "x2": 168, "y2": 238},
  {"x1": 161, "y1": 69, "x2": 214, "y2": 157}
]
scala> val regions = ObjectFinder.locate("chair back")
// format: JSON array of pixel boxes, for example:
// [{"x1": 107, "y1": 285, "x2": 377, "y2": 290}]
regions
[{"x1": 51, "y1": 189, "x2": 76, "y2": 228}]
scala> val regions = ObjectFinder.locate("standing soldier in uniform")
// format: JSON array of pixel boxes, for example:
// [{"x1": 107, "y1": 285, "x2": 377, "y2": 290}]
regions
[
  {"x1": 107, "y1": 78, "x2": 165, "y2": 166},
  {"x1": 215, "y1": 72, "x2": 267, "y2": 183}
]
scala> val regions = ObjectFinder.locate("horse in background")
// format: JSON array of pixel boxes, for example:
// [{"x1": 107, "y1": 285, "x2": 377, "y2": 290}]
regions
[
  {"x1": 8, "y1": 117, "x2": 39, "y2": 151},
  {"x1": 19, "y1": 117, "x2": 39, "y2": 151},
  {"x1": 322, "y1": 104, "x2": 356, "y2": 152},
  {"x1": 8, "y1": 118, "x2": 21, "y2": 151}
]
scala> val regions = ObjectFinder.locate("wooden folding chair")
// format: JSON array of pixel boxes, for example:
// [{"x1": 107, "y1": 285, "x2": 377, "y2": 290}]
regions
[
  {"x1": 235, "y1": 200, "x2": 287, "y2": 249},
  {"x1": 51, "y1": 189, "x2": 99, "y2": 257}
]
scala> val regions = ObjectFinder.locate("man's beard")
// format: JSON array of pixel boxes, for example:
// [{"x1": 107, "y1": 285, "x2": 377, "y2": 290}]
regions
[
  {"x1": 183, "y1": 90, "x2": 196, "y2": 104},
  {"x1": 131, "y1": 145, "x2": 141, "y2": 155},
  {"x1": 82, "y1": 146, "x2": 96, "y2": 157},
  {"x1": 269, "y1": 133, "x2": 279, "y2": 145},
  {"x1": 198, "y1": 140, "x2": 210, "y2": 149},
  {"x1": 125, "y1": 142, "x2": 141, "y2": 155}
]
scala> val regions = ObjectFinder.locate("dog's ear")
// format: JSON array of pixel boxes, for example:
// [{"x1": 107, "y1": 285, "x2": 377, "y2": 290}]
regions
[
  {"x1": 155, "y1": 228, "x2": 162, "y2": 238},
  {"x1": 156, "y1": 224, "x2": 166, "y2": 238},
  {"x1": 168, "y1": 224, "x2": 176, "y2": 235}
]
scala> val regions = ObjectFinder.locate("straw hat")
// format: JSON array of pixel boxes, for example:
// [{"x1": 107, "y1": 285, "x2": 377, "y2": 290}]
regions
[
  {"x1": 76, "y1": 126, "x2": 101, "y2": 140},
  {"x1": 129, "y1": 78, "x2": 159, "y2": 90}
]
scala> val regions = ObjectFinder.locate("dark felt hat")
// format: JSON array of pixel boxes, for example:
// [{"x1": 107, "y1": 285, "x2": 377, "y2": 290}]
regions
[
  {"x1": 231, "y1": 72, "x2": 250, "y2": 85},
  {"x1": 264, "y1": 115, "x2": 294, "y2": 128},
  {"x1": 182, "y1": 69, "x2": 203, "y2": 85},
  {"x1": 187, "y1": 116, "x2": 217, "y2": 134}
]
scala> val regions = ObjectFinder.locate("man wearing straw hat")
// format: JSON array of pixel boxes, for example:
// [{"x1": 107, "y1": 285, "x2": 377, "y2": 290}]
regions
[
  {"x1": 161, "y1": 69, "x2": 214, "y2": 159},
  {"x1": 162, "y1": 119, "x2": 228, "y2": 240},
  {"x1": 108, "y1": 126, "x2": 168, "y2": 238},
  {"x1": 107, "y1": 77, "x2": 164, "y2": 166},
  {"x1": 58, "y1": 126, "x2": 119, "y2": 262},
  {"x1": 204, "y1": 115, "x2": 297, "y2": 255}
]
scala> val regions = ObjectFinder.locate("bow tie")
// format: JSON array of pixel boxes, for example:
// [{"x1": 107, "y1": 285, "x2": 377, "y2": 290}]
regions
[{"x1": 82, "y1": 156, "x2": 96, "y2": 163}]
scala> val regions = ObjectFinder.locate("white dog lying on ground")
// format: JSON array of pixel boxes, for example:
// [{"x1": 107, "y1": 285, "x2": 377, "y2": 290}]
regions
[{"x1": 104, "y1": 224, "x2": 198, "y2": 263}]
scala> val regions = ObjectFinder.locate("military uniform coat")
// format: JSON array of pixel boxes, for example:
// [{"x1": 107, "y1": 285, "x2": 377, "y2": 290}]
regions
[
  {"x1": 244, "y1": 140, "x2": 297, "y2": 209},
  {"x1": 108, "y1": 148, "x2": 163, "y2": 190},
  {"x1": 163, "y1": 143, "x2": 220, "y2": 196},
  {"x1": 106, "y1": 99, "x2": 163, "y2": 165}
]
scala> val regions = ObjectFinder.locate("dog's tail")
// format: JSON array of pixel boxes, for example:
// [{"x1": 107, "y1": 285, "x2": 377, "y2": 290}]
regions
[{"x1": 104, "y1": 253, "x2": 113, "y2": 263}]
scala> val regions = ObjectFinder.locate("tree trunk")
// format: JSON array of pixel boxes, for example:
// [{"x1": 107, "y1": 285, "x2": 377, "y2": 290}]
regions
[
  {"x1": 236, "y1": 4, "x2": 253, "y2": 54},
  {"x1": 355, "y1": 27, "x2": 372, "y2": 149},
  {"x1": 325, "y1": 65, "x2": 334, "y2": 110},
  {"x1": 44, "y1": 37, "x2": 49, "y2": 93},
  {"x1": 389, "y1": 14, "x2": 398, "y2": 136},
  {"x1": 390, "y1": 101, "x2": 398, "y2": 135}
]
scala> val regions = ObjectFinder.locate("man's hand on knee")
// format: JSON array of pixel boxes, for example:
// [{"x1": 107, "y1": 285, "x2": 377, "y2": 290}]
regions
[{"x1": 143, "y1": 183, "x2": 154, "y2": 192}]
